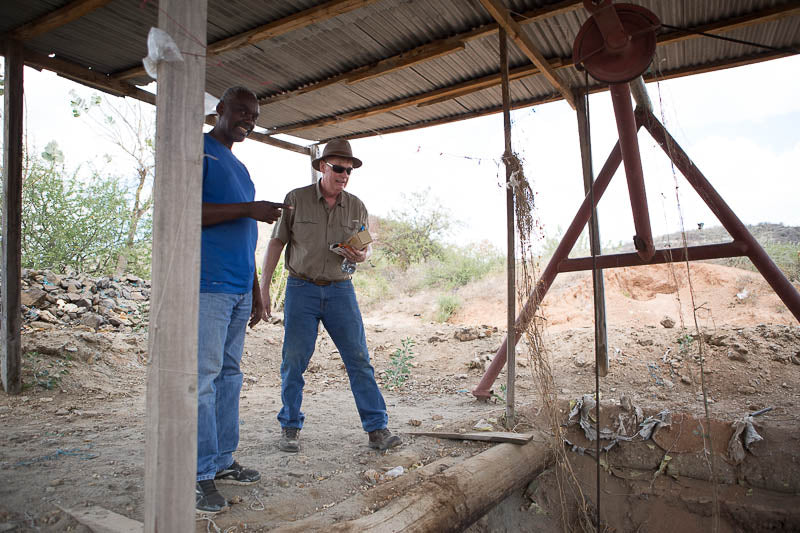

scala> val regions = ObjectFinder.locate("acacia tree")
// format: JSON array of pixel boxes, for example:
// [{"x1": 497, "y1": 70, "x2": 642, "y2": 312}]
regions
[
  {"x1": 70, "y1": 90, "x2": 154, "y2": 276},
  {"x1": 376, "y1": 189, "x2": 453, "y2": 269},
  {"x1": 22, "y1": 142, "x2": 131, "y2": 273}
]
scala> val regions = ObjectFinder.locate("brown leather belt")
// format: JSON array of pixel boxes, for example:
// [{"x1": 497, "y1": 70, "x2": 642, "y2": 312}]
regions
[{"x1": 290, "y1": 275, "x2": 332, "y2": 286}]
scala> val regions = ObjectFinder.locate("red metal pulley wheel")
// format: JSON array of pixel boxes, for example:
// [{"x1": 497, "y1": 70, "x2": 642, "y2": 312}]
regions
[{"x1": 572, "y1": 3, "x2": 660, "y2": 84}]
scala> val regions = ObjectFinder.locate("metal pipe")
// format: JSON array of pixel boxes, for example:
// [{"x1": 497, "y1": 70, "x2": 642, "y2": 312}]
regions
[
  {"x1": 638, "y1": 108, "x2": 800, "y2": 322},
  {"x1": 473, "y1": 134, "x2": 628, "y2": 399},
  {"x1": 610, "y1": 83, "x2": 655, "y2": 261},
  {"x1": 575, "y1": 88, "x2": 609, "y2": 377},
  {"x1": 558, "y1": 241, "x2": 749, "y2": 272},
  {"x1": 499, "y1": 28, "x2": 516, "y2": 425},
  {"x1": 630, "y1": 76, "x2": 653, "y2": 113}
]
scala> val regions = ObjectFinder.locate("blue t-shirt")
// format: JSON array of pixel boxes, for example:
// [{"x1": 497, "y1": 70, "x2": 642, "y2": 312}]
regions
[{"x1": 201, "y1": 133, "x2": 257, "y2": 293}]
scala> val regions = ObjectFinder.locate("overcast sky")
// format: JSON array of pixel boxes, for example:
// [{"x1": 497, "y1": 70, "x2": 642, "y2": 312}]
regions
[{"x1": 11, "y1": 54, "x2": 800, "y2": 252}]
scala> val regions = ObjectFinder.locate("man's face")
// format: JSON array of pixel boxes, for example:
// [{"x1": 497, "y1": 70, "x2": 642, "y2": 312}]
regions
[
  {"x1": 320, "y1": 155, "x2": 354, "y2": 196},
  {"x1": 216, "y1": 92, "x2": 259, "y2": 145}
]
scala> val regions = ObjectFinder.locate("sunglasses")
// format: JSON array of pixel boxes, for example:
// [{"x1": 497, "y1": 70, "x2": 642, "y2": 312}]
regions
[{"x1": 324, "y1": 161, "x2": 354, "y2": 175}]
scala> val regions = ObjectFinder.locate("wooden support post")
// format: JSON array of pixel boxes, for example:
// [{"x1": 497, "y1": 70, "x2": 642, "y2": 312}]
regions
[
  {"x1": 499, "y1": 29, "x2": 516, "y2": 425},
  {"x1": 310, "y1": 144, "x2": 321, "y2": 183},
  {"x1": 2, "y1": 39, "x2": 24, "y2": 395},
  {"x1": 574, "y1": 90, "x2": 608, "y2": 377},
  {"x1": 144, "y1": 0, "x2": 206, "y2": 530}
]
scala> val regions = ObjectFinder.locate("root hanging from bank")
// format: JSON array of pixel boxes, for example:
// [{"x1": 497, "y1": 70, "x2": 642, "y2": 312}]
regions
[{"x1": 506, "y1": 152, "x2": 596, "y2": 531}]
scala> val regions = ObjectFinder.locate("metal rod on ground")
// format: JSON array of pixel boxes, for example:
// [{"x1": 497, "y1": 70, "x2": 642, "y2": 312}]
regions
[
  {"x1": 499, "y1": 28, "x2": 516, "y2": 425},
  {"x1": 473, "y1": 128, "x2": 631, "y2": 399},
  {"x1": 638, "y1": 107, "x2": 800, "y2": 322},
  {"x1": 2, "y1": 39, "x2": 24, "y2": 395},
  {"x1": 575, "y1": 87, "x2": 608, "y2": 377}
]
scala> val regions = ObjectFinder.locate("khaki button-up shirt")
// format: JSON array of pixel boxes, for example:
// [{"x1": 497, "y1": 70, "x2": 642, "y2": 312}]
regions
[{"x1": 272, "y1": 182, "x2": 369, "y2": 282}]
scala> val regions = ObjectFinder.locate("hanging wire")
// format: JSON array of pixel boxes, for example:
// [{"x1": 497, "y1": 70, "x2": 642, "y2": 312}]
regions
[
  {"x1": 660, "y1": 23, "x2": 800, "y2": 55},
  {"x1": 582, "y1": 70, "x2": 602, "y2": 533},
  {"x1": 652, "y1": 62, "x2": 721, "y2": 533}
]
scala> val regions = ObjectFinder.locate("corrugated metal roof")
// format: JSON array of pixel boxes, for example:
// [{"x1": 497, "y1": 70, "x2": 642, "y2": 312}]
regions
[{"x1": 2, "y1": 0, "x2": 798, "y2": 144}]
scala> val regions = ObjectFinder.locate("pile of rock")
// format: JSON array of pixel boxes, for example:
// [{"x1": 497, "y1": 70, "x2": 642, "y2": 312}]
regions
[{"x1": 20, "y1": 269, "x2": 150, "y2": 333}]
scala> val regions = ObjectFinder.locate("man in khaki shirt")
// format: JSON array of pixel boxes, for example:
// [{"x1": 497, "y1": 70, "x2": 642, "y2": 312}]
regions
[{"x1": 260, "y1": 139, "x2": 401, "y2": 453}]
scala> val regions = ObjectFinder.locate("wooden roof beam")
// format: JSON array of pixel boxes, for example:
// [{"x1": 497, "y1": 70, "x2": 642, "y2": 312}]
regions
[
  {"x1": 5, "y1": 0, "x2": 113, "y2": 41},
  {"x1": 21, "y1": 48, "x2": 156, "y2": 105},
  {"x1": 259, "y1": 0, "x2": 582, "y2": 104},
  {"x1": 478, "y1": 0, "x2": 576, "y2": 109},
  {"x1": 245, "y1": 131, "x2": 311, "y2": 155},
  {"x1": 422, "y1": 2, "x2": 800, "y2": 108},
  {"x1": 112, "y1": 0, "x2": 381, "y2": 82},
  {"x1": 202, "y1": 115, "x2": 311, "y2": 154},
  {"x1": 330, "y1": 49, "x2": 792, "y2": 142},
  {"x1": 264, "y1": 0, "x2": 799, "y2": 137},
  {"x1": 266, "y1": 57, "x2": 564, "y2": 135}
]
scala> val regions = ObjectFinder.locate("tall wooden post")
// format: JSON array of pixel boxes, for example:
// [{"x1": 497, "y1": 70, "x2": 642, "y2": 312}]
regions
[
  {"x1": 575, "y1": 90, "x2": 609, "y2": 376},
  {"x1": 499, "y1": 29, "x2": 515, "y2": 425},
  {"x1": 2, "y1": 39, "x2": 24, "y2": 395},
  {"x1": 144, "y1": 0, "x2": 207, "y2": 529}
]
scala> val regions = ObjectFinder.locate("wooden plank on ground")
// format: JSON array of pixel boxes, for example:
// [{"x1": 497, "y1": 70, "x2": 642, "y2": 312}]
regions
[
  {"x1": 60, "y1": 506, "x2": 143, "y2": 533},
  {"x1": 408, "y1": 431, "x2": 533, "y2": 445}
]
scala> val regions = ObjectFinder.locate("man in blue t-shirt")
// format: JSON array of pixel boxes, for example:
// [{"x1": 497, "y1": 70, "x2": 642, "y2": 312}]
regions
[{"x1": 196, "y1": 86, "x2": 290, "y2": 514}]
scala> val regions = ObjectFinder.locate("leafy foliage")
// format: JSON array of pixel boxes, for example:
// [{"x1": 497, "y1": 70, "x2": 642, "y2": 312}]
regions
[
  {"x1": 70, "y1": 90, "x2": 155, "y2": 276},
  {"x1": 435, "y1": 293, "x2": 461, "y2": 322},
  {"x1": 383, "y1": 338, "x2": 415, "y2": 390},
  {"x1": 21, "y1": 144, "x2": 151, "y2": 275},
  {"x1": 374, "y1": 189, "x2": 452, "y2": 269},
  {"x1": 269, "y1": 251, "x2": 289, "y2": 311},
  {"x1": 421, "y1": 242, "x2": 504, "y2": 289}
]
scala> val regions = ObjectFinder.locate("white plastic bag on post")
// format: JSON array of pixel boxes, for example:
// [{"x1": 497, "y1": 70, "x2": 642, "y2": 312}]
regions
[{"x1": 142, "y1": 27, "x2": 184, "y2": 79}]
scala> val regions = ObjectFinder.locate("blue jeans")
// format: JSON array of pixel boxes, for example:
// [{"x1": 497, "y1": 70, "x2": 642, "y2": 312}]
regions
[
  {"x1": 279, "y1": 278, "x2": 388, "y2": 432},
  {"x1": 197, "y1": 291, "x2": 251, "y2": 481}
]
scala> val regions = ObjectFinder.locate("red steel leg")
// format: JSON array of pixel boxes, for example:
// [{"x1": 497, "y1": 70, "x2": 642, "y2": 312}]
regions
[
  {"x1": 638, "y1": 108, "x2": 800, "y2": 323},
  {"x1": 472, "y1": 132, "x2": 631, "y2": 399},
  {"x1": 610, "y1": 82, "x2": 655, "y2": 261}
]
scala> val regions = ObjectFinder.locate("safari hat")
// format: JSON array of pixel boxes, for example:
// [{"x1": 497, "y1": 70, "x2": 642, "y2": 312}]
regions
[{"x1": 311, "y1": 139, "x2": 362, "y2": 171}]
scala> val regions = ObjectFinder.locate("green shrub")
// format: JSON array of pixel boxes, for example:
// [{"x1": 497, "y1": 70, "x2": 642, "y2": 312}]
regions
[
  {"x1": 435, "y1": 293, "x2": 461, "y2": 322},
  {"x1": 374, "y1": 189, "x2": 452, "y2": 269},
  {"x1": 269, "y1": 252, "x2": 289, "y2": 311},
  {"x1": 353, "y1": 269, "x2": 391, "y2": 305},
  {"x1": 21, "y1": 147, "x2": 135, "y2": 275},
  {"x1": 383, "y1": 338, "x2": 415, "y2": 390},
  {"x1": 718, "y1": 241, "x2": 800, "y2": 282},
  {"x1": 423, "y1": 243, "x2": 504, "y2": 289}
]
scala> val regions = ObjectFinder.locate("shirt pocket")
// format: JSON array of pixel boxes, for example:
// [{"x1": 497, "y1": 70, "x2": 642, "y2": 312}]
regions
[
  {"x1": 293, "y1": 216, "x2": 320, "y2": 242},
  {"x1": 335, "y1": 220, "x2": 360, "y2": 246}
]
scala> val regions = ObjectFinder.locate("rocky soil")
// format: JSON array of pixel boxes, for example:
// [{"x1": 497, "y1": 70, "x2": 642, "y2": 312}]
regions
[{"x1": 1, "y1": 262, "x2": 799, "y2": 531}]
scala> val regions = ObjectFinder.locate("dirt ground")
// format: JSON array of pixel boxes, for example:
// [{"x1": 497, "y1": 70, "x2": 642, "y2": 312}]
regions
[{"x1": 1, "y1": 262, "x2": 799, "y2": 532}]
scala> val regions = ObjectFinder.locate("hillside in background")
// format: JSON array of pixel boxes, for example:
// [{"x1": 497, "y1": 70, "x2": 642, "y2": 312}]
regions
[{"x1": 610, "y1": 222, "x2": 800, "y2": 250}]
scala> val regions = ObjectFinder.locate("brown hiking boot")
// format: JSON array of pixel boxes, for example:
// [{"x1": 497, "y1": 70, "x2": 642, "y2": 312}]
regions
[
  {"x1": 279, "y1": 427, "x2": 300, "y2": 452},
  {"x1": 368, "y1": 428, "x2": 402, "y2": 450}
]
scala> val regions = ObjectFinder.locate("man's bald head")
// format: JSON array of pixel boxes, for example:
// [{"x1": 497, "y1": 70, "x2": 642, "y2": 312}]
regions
[
  {"x1": 220, "y1": 86, "x2": 257, "y2": 106},
  {"x1": 211, "y1": 86, "x2": 259, "y2": 149}
]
